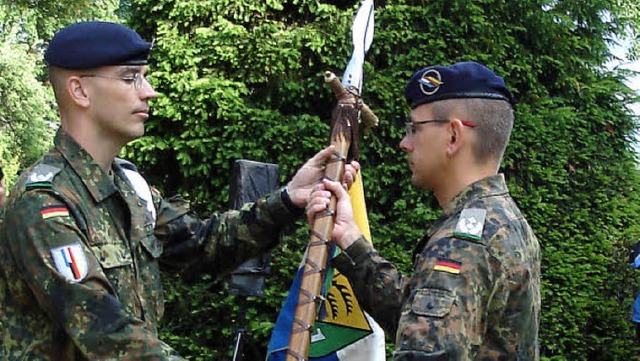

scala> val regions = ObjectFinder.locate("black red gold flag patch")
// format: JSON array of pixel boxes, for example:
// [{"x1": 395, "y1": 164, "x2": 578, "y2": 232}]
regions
[
  {"x1": 40, "y1": 206, "x2": 70, "y2": 220},
  {"x1": 434, "y1": 259, "x2": 462, "y2": 274}
]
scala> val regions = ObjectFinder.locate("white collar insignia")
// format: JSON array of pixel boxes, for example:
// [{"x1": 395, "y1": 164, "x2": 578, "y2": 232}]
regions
[
  {"x1": 28, "y1": 164, "x2": 61, "y2": 184},
  {"x1": 454, "y1": 208, "x2": 486, "y2": 240},
  {"x1": 30, "y1": 171, "x2": 54, "y2": 183}
]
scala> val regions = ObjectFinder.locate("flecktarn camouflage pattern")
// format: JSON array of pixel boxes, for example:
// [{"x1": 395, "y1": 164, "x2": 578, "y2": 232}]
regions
[
  {"x1": 0, "y1": 130, "x2": 296, "y2": 360},
  {"x1": 333, "y1": 174, "x2": 541, "y2": 360}
]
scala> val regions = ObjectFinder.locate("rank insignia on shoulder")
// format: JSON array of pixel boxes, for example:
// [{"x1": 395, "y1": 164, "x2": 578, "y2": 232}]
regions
[
  {"x1": 40, "y1": 205, "x2": 70, "y2": 220},
  {"x1": 454, "y1": 208, "x2": 486, "y2": 241},
  {"x1": 50, "y1": 243, "x2": 88, "y2": 283},
  {"x1": 434, "y1": 258, "x2": 462, "y2": 274},
  {"x1": 26, "y1": 164, "x2": 61, "y2": 190}
]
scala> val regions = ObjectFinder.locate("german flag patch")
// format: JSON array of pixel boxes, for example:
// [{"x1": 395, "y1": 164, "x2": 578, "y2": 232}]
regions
[
  {"x1": 40, "y1": 205, "x2": 70, "y2": 220},
  {"x1": 434, "y1": 259, "x2": 462, "y2": 275}
]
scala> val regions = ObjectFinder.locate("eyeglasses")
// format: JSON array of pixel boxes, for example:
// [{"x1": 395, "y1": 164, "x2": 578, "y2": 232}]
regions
[
  {"x1": 404, "y1": 119, "x2": 477, "y2": 137},
  {"x1": 81, "y1": 73, "x2": 151, "y2": 90}
]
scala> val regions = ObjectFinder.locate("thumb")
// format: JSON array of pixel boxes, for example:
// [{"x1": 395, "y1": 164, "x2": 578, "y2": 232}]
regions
[
  {"x1": 309, "y1": 145, "x2": 335, "y2": 165},
  {"x1": 323, "y1": 178, "x2": 348, "y2": 199}
]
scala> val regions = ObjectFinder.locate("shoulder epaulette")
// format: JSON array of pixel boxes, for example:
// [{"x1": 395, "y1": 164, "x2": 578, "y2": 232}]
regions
[
  {"x1": 453, "y1": 208, "x2": 486, "y2": 241},
  {"x1": 25, "y1": 164, "x2": 62, "y2": 191}
]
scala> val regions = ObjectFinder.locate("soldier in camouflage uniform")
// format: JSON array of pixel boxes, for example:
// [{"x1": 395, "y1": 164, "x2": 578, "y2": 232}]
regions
[
  {"x1": 0, "y1": 21, "x2": 358, "y2": 360},
  {"x1": 308, "y1": 62, "x2": 541, "y2": 360}
]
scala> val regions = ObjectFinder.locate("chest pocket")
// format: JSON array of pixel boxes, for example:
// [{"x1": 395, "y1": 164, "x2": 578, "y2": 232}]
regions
[
  {"x1": 91, "y1": 242, "x2": 133, "y2": 269},
  {"x1": 411, "y1": 288, "x2": 455, "y2": 318}
]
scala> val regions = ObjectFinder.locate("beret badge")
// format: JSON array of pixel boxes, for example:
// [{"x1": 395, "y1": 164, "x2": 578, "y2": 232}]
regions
[
  {"x1": 418, "y1": 69, "x2": 443, "y2": 96},
  {"x1": 404, "y1": 61, "x2": 514, "y2": 109}
]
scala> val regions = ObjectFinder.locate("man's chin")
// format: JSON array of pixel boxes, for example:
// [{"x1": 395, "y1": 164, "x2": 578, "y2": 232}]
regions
[
  {"x1": 411, "y1": 176, "x2": 423, "y2": 189},
  {"x1": 133, "y1": 124, "x2": 146, "y2": 137},
  {"x1": 411, "y1": 176, "x2": 430, "y2": 191},
  {"x1": 123, "y1": 128, "x2": 145, "y2": 144}
]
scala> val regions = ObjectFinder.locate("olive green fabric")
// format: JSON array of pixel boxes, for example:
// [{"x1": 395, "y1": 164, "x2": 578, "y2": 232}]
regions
[
  {"x1": 333, "y1": 175, "x2": 541, "y2": 360},
  {"x1": 0, "y1": 130, "x2": 296, "y2": 360}
]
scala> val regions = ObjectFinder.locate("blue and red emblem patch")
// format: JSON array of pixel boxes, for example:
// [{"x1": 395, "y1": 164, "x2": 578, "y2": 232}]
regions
[{"x1": 50, "y1": 243, "x2": 88, "y2": 283}]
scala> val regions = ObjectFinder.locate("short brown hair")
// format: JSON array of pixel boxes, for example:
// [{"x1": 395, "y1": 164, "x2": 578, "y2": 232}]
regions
[{"x1": 431, "y1": 98, "x2": 514, "y2": 163}]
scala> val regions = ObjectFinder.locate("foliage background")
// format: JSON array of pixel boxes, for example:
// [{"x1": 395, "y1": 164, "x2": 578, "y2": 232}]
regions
[
  {"x1": 2, "y1": 0, "x2": 640, "y2": 360},
  {"x1": 0, "y1": 0, "x2": 121, "y2": 186}
]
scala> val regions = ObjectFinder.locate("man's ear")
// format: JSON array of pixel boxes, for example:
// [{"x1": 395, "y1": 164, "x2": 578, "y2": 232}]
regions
[
  {"x1": 68, "y1": 76, "x2": 90, "y2": 108},
  {"x1": 446, "y1": 118, "x2": 466, "y2": 156}
]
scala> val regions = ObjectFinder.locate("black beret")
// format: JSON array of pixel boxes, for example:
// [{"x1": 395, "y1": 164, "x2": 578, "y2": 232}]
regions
[
  {"x1": 44, "y1": 21, "x2": 152, "y2": 70},
  {"x1": 404, "y1": 61, "x2": 514, "y2": 109}
]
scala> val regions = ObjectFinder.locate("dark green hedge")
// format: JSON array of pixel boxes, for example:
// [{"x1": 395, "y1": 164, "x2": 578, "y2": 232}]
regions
[{"x1": 122, "y1": 0, "x2": 640, "y2": 359}]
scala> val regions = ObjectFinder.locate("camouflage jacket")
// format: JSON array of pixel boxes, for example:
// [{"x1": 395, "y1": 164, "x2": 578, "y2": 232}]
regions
[
  {"x1": 333, "y1": 174, "x2": 541, "y2": 361},
  {"x1": 0, "y1": 130, "x2": 297, "y2": 360}
]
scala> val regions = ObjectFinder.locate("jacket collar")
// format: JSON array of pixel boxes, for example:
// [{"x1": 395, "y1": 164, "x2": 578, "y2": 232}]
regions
[
  {"x1": 442, "y1": 174, "x2": 508, "y2": 217},
  {"x1": 413, "y1": 174, "x2": 509, "y2": 262},
  {"x1": 54, "y1": 129, "x2": 118, "y2": 203}
]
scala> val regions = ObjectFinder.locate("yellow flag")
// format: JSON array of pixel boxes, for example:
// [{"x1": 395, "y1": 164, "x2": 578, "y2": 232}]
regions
[
  {"x1": 308, "y1": 169, "x2": 385, "y2": 360},
  {"x1": 349, "y1": 170, "x2": 371, "y2": 242}
]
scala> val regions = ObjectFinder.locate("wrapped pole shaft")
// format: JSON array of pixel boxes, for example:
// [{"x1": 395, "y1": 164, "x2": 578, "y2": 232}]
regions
[{"x1": 286, "y1": 72, "x2": 359, "y2": 361}]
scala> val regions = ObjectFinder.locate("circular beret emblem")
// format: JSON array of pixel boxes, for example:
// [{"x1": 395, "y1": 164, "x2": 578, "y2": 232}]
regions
[{"x1": 418, "y1": 69, "x2": 443, "y2": 96}]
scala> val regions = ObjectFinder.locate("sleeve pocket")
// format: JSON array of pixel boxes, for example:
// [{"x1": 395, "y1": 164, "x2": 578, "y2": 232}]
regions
[{"x1": 411, "y1": 288, "x2": 455, "y2": 318}]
